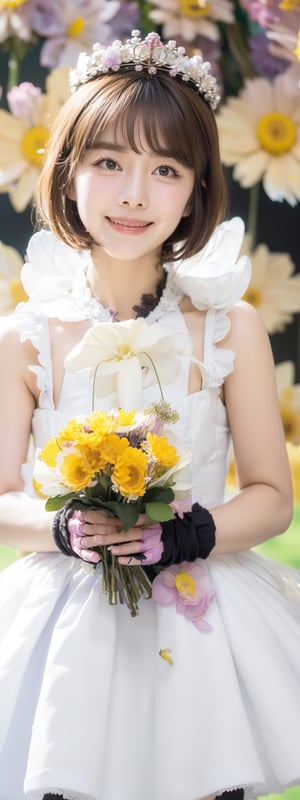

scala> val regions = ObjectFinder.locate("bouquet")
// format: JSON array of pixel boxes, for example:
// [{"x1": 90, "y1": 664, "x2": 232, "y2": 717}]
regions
[{"x1": 33, "y1": 401, "x2": 192, "y2": 616}]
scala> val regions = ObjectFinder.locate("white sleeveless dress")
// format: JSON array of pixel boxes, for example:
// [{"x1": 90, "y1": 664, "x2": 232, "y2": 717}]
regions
[{"x1": 0, "y1": 218, "x2": 299, "y2": 800}]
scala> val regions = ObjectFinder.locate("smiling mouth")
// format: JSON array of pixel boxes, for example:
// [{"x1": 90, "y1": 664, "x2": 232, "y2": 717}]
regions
[{"x1": 106, "y1": 217, "x2": 152, "y2": 230}]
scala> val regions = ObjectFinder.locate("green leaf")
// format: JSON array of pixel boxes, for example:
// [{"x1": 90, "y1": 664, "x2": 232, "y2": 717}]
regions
[
  {"x1": 45, "y1": 493, "x2": 76, "y2": 511},
  {"x1": 145, "y1": 502, "x2": 175, "y2": 522},
  {"x1": 112, "y1": 503, "x2": 140, "y2": 530},
  {"x1": 143, "y1": 486, "x2": 174, "y2": 504}
]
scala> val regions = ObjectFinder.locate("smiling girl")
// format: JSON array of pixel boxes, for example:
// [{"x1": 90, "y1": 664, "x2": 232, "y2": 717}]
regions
[{"x1": 0, "y1": 29, "x2": 299, "y2": 800}]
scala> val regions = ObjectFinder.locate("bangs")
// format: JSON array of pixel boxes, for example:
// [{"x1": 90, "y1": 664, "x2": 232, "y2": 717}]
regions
[{"x1": 79, "y1": 73, "x2": 196, "y2": 169}]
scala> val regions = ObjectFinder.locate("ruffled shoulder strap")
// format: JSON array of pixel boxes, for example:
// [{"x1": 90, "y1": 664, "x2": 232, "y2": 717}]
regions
[
  {"x1": 169, "y1": 217, "x2": 251, "y2": 388},
  {"x1": 14, "y1": 304, "x2": 54, "y2": 409},
  {"x1": 13, "y1": 230, "x2": 93, "y2": 408},
  {"x1": 19, "y1": 229, "x2": 91, "y2": 321}
]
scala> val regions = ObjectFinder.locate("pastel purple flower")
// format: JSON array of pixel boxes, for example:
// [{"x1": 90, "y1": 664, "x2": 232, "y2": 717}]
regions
[
  {"x1": 152, "y1": 562, "x2": 215, "y2": 631},
  {"x1": 103, "y1": 46, "x2": 121, "y2": 70}
]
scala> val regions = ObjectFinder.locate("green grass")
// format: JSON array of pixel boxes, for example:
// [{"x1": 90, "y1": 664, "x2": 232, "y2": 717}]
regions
[{"x1": 0, "y1": 512, "x2": 299, "y2": 800}]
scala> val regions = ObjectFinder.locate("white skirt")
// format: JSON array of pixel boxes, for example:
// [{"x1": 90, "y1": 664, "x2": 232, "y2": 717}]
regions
[{"x1": 0, "y1": 549, "x2": 299, "y2": 800}]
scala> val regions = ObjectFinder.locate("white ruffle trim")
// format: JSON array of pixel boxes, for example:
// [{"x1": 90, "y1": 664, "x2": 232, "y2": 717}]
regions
[
  {"x1": 14, "y1": 217, "x2": 251, "y2": 396},
  {"x1": 14, "y1": 305, "x2": 53, "y2": 409},
  {"x1": 19, "y1": 217, "x2": 251, "y2": 321}
]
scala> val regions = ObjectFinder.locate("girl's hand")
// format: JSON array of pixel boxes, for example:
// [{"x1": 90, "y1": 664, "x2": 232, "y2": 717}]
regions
[{"x1": 69, "y1": 508, "x2": 152, "y2": 565}]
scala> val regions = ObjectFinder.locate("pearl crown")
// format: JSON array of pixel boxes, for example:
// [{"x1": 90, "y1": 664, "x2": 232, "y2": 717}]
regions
[{"x1": 69, "y1": 29, "x2": 220, "y2": 111}]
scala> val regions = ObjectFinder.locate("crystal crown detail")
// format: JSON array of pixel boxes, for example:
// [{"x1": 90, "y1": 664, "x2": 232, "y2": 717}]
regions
[{"x1": 69, "y1": 29, "x2": 220, "y2": 111}]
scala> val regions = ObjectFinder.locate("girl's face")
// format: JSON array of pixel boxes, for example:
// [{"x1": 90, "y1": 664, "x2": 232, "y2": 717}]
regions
[{"x1": 70, "y1": 123, "x2": 195, "y2": 266}]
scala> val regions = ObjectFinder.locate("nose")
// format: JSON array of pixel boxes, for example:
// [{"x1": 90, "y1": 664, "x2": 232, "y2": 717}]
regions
[{"x1": 118, "y1": 168, "x2": 148, "y2": 209}]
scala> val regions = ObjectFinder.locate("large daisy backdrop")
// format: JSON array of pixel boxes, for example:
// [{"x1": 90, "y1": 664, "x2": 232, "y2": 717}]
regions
[{"x1": 0, "y1": 1, "x2": 300, "y2": 541}]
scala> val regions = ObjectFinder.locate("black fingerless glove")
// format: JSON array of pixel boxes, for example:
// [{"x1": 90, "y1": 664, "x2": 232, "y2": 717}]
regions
[
  {"x1": 158, "y1": 502, "x2": 216, "y2": 566},
  {"x1": 52, "y1": 501, "x2": 80, "y2": 558}
]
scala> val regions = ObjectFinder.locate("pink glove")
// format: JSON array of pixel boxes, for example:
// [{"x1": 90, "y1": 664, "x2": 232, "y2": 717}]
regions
[{"x1": 67, "y1": 509, "x2": 100, "y2": 564}]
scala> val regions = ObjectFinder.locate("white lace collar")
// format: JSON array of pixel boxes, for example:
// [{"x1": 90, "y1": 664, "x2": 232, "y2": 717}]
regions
[{"x1": 18, "y1": 217, "x2": 251, "y2": 322}]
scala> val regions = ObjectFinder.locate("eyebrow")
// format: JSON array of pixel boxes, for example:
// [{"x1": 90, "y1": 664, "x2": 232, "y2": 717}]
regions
[{"x1": 89, "y1": 141, "x2": 181, "y2": 159}]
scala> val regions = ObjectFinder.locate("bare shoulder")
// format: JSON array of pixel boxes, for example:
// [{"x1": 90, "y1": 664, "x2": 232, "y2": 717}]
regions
[
  {"x1": 0, "y1": 314, "x2": 38, "y2": 389},
  {"x1": 221, "y1": 300, "x2": 271, "y2": 358}
]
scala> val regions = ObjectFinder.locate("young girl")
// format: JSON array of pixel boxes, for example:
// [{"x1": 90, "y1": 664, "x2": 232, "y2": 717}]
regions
[{"x1": 0, "y1": 28, "x2": 299, "y2": 800}]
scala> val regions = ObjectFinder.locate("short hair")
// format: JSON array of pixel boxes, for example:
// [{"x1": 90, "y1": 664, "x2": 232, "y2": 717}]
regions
[{"x1": 37, "y1": 70, "x2": 227, "y2": 262}]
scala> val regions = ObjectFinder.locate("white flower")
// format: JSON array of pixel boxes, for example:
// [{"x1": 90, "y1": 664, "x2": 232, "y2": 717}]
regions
[
  {"x1": 65, "y1": 318, "x2": 192, "y2": 411},
  {"x1": 31, "y1": 0, "x2": 120, "y2": 68},
  {"x1": 0, "y1": 240, "x2": 27, "y2": 314},
  {"x1": 216, "y1": 67, "x2": 300, "y2": 205},
  {"x1": 0, "y1": 0, "x2": 33, "y2": 43},
  {"x1": 148, "y1": 0, "x2": 234, "y2": 42},
  {"x1": 0, "y1": 72, "x2": 70, "y2": 211},
  {"x1": 276, "y1": 361, "x2": 300, "y2": 444},
  {"x1": 241, "y1": 234, "x2": 300, "y2": 333},
  {"x1": 32, "y1": 452, "x2": 71, "y2": 498}
]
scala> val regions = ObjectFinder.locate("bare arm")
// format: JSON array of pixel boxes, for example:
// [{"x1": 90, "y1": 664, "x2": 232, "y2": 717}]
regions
[
  {"x1": 0, "y1": 321, "x2": 56, "y2": 551},
  {"x1": 210, "y1": 301, "x2": 293, "y2": 555}
]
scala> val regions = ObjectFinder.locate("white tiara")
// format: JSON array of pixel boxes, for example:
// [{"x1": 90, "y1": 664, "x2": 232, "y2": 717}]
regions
[{"x1": 69, "y1": 29, "x2": 220, "y2": 111}]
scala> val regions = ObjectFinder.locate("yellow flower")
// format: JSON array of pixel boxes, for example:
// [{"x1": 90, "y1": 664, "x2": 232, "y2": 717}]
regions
[
  {"x1": 112, "y1": 447, "x2": 148, "y2": 498},
  {"x1": 286, "y1": 442, "x2": 300, "y2": 504},
  {"x1": 116, "y1": 409, "x2": 136, "y2": 427},
  {"x1": 40, "y1": 438, "x2": 61, "y2": 467},
  {"x1": 0, "y1": 241, "x2": 27, "y2": 314},
  {"x1": 0, "y1": 70, "x2": 70, "y2": 212},
  {"x1": 60, "y1": 451, "x2": 96, "y2": 491},
  {"x1": 225, "y1": 456, "x2": 238, "y2": 492},
  {"x1": 86, "y1": 411, "x2": 117, "y2": 438},
  {"x1": 99, "y1": 433, "x2": 130, "y2": 467},
  {"x1": 276, "y1": 362, "x2": 300, "y2": 444},
  {"x1": 146, "y1": 433, "x2": 179, "y2": 469}
]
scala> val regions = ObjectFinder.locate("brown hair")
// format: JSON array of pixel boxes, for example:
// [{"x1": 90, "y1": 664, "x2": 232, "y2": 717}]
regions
[{"x1": 37, "y1": 70, "x2": 227, "y2": 262}]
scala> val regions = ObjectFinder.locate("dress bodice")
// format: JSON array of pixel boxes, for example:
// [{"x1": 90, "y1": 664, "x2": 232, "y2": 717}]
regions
[{"x1": 15, "y1": 216, "x2": 251, "y2": 510}]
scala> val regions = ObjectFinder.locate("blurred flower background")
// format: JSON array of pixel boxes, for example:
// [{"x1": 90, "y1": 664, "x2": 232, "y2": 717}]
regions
[{"x1": 0, "y1": 3, "x2": 300, "y2": 593}]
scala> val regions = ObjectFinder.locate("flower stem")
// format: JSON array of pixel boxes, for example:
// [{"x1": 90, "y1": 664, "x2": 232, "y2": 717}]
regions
[
  {"x1": 141, "y1": 352, "x2": 164, "y2": 401},
  {"x1": 247, "y1": 183, "x2": 260, "y2": 251}
]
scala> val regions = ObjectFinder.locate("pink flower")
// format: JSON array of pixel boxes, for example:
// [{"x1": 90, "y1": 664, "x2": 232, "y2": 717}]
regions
[
  {"x1": 170, "y1": 496, "x2": 192, "y2": 519},
  {"x1": 152, "y1": 562, "x2": 215, "y2": 631},
  {"x1": 144, "y1": 33, "x2": 162, "y2": 49},
  {"x1": 7, "y1": 82, "x2": 43, "y2": 123}
]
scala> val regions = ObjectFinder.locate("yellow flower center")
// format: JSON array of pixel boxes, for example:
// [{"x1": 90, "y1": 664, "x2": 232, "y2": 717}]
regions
[
  {"x1": 0, "y1": 0, "x2": 27, "y2": 8},
  {"x1": 256, "y1": 112, "x2": 296, "y2": 155},
  {"x1": 68, "y1": 16, "x2": 86, "y2": 37},
  {"x1": 280, "y1": 391, "x2": 300, "y2": 443},
  {"x1": 179, "y1": 0, "x2": 209, "y2": 16},
  {"x1": 295, "y1": 31, "x2": 300, "y2": 64},
  {"x1": 10, "y1": 277, "x2": 28, "y2": 305},
  {"x1": 279, "y1": 0, "x2": 300, "y2": 8},
  {"x1": 175, "y1": 571, "x2": 196, "y2": 598},
  {"x1": 21, "y1": 126, "x2": 49, "y2": 167},
  {"x1": 242, "y1": 285, "x2": 262, "y2": 308},
  {"x1": 116, "y1": 344, "x2": 134, "y2": 358}
]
